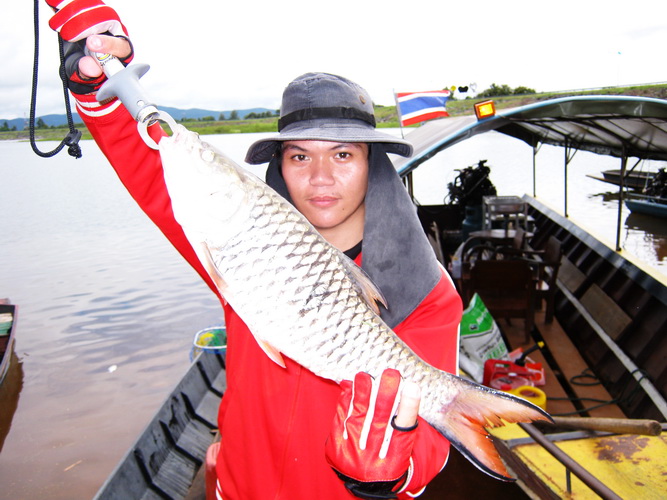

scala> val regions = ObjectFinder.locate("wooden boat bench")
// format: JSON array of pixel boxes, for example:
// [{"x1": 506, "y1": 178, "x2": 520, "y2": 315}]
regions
[{"x1": 558, "y1": 257, "x2": 633, "y2": 340}]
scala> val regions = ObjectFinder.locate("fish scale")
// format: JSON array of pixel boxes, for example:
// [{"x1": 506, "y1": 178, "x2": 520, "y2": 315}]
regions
[
  {"x1": 159, "y1": 124, "x2": 552, "y2": 481},
  {"x1": 210, "y1": 179, "x2": 418, "y2": 382}
]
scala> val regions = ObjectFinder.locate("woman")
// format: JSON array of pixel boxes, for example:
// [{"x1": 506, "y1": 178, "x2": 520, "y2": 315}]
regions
[{"x1": 47, "y1": 2, "x2": 462, "y2": 498}]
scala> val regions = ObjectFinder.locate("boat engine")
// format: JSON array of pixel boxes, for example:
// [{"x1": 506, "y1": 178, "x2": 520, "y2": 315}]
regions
[
  {"x1": 644, "y1": 168, "x2": 667, "y2": 204},
  {"x1": 446, "y1": 160, "x2": 498, "y2": 237}
]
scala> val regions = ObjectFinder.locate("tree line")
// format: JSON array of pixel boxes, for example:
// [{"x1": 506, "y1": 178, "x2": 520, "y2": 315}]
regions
[
  {"x1": 1, "y1": 121, "x2": 18, "y2": 131},
  {"x1": 472, "y1": 83, "x2": 536, "y2": 98},
  {"x1": 174, "y1": 110, "x2": 280, "y2": 122}
]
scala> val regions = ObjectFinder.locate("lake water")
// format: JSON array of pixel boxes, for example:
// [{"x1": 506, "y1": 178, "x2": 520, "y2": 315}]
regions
[{"x1": 0, "y1": 130, "x2": 665, "y2": 499}]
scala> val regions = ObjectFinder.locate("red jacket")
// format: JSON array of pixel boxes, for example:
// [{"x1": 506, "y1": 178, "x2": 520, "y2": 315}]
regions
[{"x1": 75, "y1": 94, "x2": 463, "y2": 499}]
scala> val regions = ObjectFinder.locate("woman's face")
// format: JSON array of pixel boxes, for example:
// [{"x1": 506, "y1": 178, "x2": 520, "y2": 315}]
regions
[{"x1": 281, "y1": 140, "x2": 369, "y2": 250}]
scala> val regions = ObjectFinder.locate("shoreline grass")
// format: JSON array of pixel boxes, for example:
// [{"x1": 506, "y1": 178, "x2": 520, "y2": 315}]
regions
[{"x1": 6, "y1": 83, "x2": 666, "y2": 142}]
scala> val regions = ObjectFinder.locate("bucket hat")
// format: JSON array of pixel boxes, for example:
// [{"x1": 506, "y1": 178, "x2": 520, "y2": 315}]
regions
[{"x1": 245, "y1": 73, "x2": 413, "y2": 164}]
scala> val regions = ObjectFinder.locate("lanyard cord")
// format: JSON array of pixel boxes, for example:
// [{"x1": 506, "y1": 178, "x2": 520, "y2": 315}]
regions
[{"x1": 29, "y1": 0, "x2": 82, "y2": 159}]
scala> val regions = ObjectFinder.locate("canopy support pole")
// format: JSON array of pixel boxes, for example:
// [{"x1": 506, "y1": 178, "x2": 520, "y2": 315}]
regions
[
  {"x1": 615, "y1": 151, "x2": 628, "y2": 251},
  {"x1": 393, "y1": 89, "x2": 406, "y2": 139},
  {"x1": 532, "y1": 144, "x2": 542, "y2": 197},
  {"x1": 563, "y1": 143, "x2": 578, "y2": 218}
]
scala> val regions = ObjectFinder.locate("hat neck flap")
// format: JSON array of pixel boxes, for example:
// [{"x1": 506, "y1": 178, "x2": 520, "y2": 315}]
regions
[{"x1": 361, "y1": 145, "x2": 440, "y2": 327}]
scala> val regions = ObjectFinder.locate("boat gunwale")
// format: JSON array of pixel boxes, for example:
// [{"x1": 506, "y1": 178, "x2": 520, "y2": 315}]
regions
[
  {"x1": 527, "y1": 196, "x2": 667, "y2": 291},
  {"x1": 0, "y1": 303, "x2": 17, "y2": 385}
]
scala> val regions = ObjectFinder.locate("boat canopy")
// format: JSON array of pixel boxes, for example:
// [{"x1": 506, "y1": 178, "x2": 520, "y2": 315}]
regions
[{"x1": 395, "y1": 95, "x2": 667, "y2": 177}]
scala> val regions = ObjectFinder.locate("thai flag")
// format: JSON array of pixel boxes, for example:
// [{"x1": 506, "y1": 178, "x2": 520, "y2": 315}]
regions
[{"x1": 396, "y1": 90, "x2": 450, "y2": 126}]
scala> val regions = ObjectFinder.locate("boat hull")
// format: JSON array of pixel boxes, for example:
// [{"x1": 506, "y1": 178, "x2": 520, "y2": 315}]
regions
[
  {"x1": 0, "y1": 303, "x2": 17, "y2": 386},
  {"x1": 527, "y1": 196, "x2": 667, "y2": 421},
  {"x1": 595, "y1": 169, "x2": 655, "y2": 189},
  {"x1": 625, "y1": 198, "x2": 667, "y2": 218}
]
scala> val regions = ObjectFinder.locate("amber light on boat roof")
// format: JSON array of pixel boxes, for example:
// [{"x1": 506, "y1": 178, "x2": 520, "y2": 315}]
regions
[{"x1": 475, "y1": 100, "x2": 496, "y2": 120}]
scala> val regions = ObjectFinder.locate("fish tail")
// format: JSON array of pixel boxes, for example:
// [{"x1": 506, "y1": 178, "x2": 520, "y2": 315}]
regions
[{"x1": 432, "y1": 377, "x2": 552, "y2": 481}]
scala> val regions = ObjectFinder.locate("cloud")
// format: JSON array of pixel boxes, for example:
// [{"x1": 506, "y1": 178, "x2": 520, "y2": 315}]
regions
[{"x1": 2, "y1": 0, "x2": 667, "y2": 120}]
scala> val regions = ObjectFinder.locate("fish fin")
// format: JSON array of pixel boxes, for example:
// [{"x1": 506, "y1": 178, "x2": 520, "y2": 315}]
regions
[
  {"x1": 199, "y1": 243, "x2": 229, "y2": 296},
  {"x1": 256, "y1": 339, "x2": 287, "y2": 368},
  {"x1": 199, "y1": 243, "x2": 286, "y2": 368},
  {"x1": 433, "y1": 377, "x2": 552, "y2": 481},
  {"x1": 340, "y1": 253, "x2": 388, "y2": 314}
]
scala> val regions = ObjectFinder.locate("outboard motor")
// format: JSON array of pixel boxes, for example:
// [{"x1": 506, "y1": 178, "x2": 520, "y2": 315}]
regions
[
  {"x1": 446, "y1": 160, "x2": 497, "y2": 238},
  {"x1": 644, "y1": 168, "x2": 667, "y2": 204}
]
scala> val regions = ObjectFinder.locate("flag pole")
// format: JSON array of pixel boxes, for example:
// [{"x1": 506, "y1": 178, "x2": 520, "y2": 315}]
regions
[{"x1": 393, "y1": 89, "x2": 405, "y2": 138}]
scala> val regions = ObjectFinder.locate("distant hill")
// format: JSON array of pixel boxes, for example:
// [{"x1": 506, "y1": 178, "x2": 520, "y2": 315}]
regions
[
  {"x1": 159, "y1": 106, "x2": 278, "y2": 121},
  {"x1": 0, "y1": 107, "x2": 278, "y2": 131},
  {"x1": 0, "y1": 115, "x2": 69, "y2": 131}
]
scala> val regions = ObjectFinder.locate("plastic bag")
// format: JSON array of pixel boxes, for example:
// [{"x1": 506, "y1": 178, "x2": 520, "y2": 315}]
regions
[{"x1": 458, "y1": 293, "x2": 509, "y2": 382}]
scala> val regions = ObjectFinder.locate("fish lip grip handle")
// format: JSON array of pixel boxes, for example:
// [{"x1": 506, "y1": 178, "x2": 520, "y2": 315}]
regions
[{"x1": 90, "y1": 50, "x2": 175, "y2": 149}]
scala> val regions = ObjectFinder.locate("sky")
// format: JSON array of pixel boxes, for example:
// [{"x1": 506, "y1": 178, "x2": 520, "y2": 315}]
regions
[{"x1": 2, "y1": 0, "x2": 667, "y2": 120}]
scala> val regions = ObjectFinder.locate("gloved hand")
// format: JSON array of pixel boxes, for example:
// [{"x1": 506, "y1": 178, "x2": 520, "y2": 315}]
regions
[
  {"x1": 325, "y1": 369, "x2": 421, "y2": 500},
  {"x1": 46, "y1": 0, "x2": 133, "y2": 94}
]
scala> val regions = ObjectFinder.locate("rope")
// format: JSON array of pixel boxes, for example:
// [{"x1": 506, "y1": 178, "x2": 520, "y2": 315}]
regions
[
  {"x1": 549, "y1": 368, "x2": 648, "y2": 417},
  {"x1": 29, "y1": 0, "x2": 83, "y2": 159}
]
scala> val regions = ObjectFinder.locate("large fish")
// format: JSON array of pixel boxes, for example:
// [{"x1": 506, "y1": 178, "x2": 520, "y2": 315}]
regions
[{"x1": 159, "y1": 124, "x2": 551, "y2": 480}]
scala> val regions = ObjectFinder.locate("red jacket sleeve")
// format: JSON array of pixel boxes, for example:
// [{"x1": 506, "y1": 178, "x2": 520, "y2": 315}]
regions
[{"x1": 75, "y1": 94, "x2": 222, "y2": 301}]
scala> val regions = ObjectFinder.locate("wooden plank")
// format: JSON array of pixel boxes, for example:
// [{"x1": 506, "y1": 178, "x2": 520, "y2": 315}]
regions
[
  {"x1": 536, "y1": 311, "x2": 626, "y2": 419},
  {"x1": 498, "y1": 312, "x2": 625, "y2": 418},
  {"x1": 497, "y1": 317, "x2": 577, "y2": 417},
  {"x1": 580, "y1": 284, "x2": 632, "y2": 341},
  {"x1": 558, "y1": 257, "x2": 586, "y2": 293}
]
